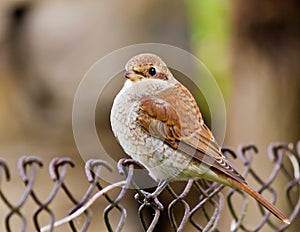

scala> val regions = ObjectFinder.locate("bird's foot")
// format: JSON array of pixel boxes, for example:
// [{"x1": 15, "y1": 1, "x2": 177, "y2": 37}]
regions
[
  {"x1": 134, "y1": 190, "x2": 164, "y2": 210},
  {"x1": 134, "y1": 180, "x2": 170, "y2": 210}
]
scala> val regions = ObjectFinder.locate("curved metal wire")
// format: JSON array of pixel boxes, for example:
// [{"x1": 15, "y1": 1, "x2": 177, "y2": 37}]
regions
[{"x1": 0, "y1": 141, "x2": 299, "y2": 231}]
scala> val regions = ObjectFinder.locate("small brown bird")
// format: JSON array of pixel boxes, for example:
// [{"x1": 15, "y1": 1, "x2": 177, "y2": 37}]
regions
[{"x1": 110, "y1": 53, "x2": 290, "y2": 224}]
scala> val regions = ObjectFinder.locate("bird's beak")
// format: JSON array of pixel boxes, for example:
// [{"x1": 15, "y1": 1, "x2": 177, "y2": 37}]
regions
[{"x1": 124, "y1": 70, "x2": 144, "y2": 81}]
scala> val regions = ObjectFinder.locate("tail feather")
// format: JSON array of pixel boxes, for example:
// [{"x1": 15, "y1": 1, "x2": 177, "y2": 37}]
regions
[{"x1": 227, "y1": 178, "x2": 290, "y2": 224}]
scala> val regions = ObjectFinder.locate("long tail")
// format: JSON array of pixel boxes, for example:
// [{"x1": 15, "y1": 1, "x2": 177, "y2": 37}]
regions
[{"x1": 227, "y1": 177, "x2": 290, "y2": 224}]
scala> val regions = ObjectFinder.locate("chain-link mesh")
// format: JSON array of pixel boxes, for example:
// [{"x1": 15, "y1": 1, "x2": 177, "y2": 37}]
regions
[{"x1": 0, "y1": 142, "x2": 299, "y2": 231}]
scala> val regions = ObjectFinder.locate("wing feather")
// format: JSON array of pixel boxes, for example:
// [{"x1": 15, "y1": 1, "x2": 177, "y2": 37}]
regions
[{"x1": 137, "y1": 83, "x2": 246, "y2": 184}]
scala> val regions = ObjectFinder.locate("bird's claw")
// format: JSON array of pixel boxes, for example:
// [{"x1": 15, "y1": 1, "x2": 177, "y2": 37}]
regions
[{"x1": 134, "y1": 191, "x2": 164, "y2": 210}]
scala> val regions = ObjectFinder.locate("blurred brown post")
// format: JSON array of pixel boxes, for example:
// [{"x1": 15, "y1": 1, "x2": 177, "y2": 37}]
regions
[
  {"x1": 229, "y1": 0, "x2": 300, "y2": 146},
  {"x1": 228, "y1": 0, "x2": 300, "y2": 229}
]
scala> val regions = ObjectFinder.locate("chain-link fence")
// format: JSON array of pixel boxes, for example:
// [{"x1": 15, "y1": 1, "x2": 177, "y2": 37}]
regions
[{"x1": 0, "y1": 142, "x2": 299, "y2": 231}]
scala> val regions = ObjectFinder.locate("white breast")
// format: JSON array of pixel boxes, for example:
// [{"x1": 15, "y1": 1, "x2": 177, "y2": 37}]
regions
[{"x1": 110, "y1": 79, "x2": 171, "y2": 158}]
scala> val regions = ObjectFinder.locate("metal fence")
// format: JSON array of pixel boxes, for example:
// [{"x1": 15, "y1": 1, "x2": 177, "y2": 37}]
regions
[{"x1": 0, "y1": 142, "x2": 299, "y2": 231}]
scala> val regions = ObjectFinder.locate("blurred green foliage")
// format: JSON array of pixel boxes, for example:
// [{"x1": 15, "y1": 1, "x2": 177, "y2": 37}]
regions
[{"x1": 186, "y1": 0, "x2": 231, "y2": 99}]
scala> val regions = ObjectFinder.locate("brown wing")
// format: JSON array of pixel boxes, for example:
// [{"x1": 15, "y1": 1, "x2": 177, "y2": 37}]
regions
[{"x1": 137, "y1": 83, "x2": 246, "y2": 184}]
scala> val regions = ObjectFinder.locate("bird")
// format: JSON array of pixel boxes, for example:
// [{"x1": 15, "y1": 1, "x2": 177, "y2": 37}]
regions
[{"x1": 110, "y1": 53, "x2": 290, "y2": 224}]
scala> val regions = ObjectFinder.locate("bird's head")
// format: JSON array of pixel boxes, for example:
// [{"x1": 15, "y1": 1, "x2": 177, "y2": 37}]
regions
[{"x1": 124, "y1": 53, "x2": 175, "y2": 82}]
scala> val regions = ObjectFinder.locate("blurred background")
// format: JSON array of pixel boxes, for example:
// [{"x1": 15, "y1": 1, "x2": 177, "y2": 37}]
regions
[{"x1": 0, "y1": 0, "x2": 299, "y2": 231}]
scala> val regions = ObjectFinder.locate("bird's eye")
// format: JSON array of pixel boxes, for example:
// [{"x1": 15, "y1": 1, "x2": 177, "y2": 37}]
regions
[{"x1": 148, "y1": 67, "x2": 156, "y2": 76}]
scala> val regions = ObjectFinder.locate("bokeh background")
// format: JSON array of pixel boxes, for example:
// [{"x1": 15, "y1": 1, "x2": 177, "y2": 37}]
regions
[{"x1": 0, "y1": 0, "x2": 299, "y2": 231}]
